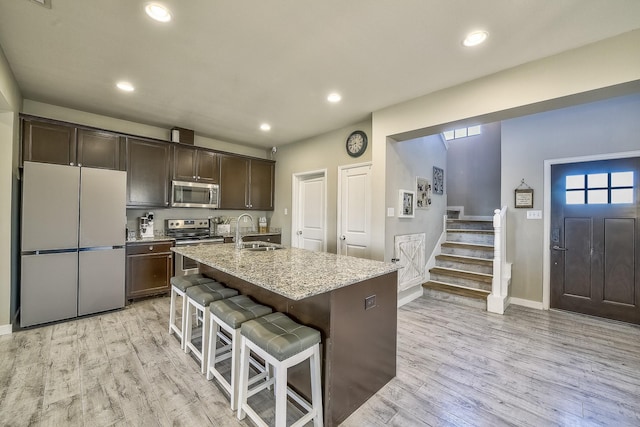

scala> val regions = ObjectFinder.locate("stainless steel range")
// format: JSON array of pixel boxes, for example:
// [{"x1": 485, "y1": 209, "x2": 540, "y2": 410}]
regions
[{"x1": 166, "y1": 219, "x2": 223, "y2": 276}]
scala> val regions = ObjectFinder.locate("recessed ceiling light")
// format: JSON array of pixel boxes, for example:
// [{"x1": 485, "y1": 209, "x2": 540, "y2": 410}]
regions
[
  {"x1": 116, "y1": 81, "x2": 135, "y2": 92},
  {"x1": 145, "y1": 3, "x2": 172, "y2": 22},
  {"x1": 327, "y1": 93, "x2": 342, "y2": 103},
  {"x1": 463, "y1": 30, "x2": 488, "y2": 47},
  {"x1": 260, "y1": 123, "x2": 271, "y2": 131}
]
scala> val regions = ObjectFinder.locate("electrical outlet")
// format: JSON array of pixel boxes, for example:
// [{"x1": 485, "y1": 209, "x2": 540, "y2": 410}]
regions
[{"x1": 365, "y1": 295, "x2": 376, "y2": 310}]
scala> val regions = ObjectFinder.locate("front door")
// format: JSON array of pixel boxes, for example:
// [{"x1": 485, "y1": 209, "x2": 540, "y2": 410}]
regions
[{"x1": 550, "y1": 157, "x2": 640, "y2": 324}]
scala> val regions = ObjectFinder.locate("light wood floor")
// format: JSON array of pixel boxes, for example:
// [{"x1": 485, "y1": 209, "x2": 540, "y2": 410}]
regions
[{"x1": 1, "y1": 295, "x2": 639, "y2": 426}]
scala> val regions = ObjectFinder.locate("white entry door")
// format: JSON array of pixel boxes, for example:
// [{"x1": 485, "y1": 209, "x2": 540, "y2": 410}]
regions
[
  {"x1": 292, "y1": 171, "x2": 327, "y2": 251},
  {"x1": 338, "y1": 163, "x2": 372, "y2": 258}
]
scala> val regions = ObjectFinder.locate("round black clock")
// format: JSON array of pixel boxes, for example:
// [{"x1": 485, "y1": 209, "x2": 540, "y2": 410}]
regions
[{"x1": 346, "y1": 130, "x2": 368, "y2": 157}]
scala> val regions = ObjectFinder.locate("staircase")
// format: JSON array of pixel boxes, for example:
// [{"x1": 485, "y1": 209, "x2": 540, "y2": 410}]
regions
[{"x1": 423, "y1": 218, "x2": 494, "y2": 309}]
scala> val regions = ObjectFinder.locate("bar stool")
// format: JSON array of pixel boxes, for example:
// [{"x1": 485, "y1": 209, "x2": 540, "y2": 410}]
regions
[
  {"x1": 207, "y1": 295, "x2": 273, "y2": 410},
  {"x1": 184, "y1": 281, "x2": 239, "y2": 374},
  {"x1": 169, "y1": 274, "x2": 217, "y2": 349},
  {"x1": 237, "y1": 312, "x2": 323, "y2": 427}
]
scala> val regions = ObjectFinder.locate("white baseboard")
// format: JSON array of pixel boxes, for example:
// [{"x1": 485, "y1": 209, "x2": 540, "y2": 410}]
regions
[
  {"x1": 509, "y1": 297, "x2": 544, "y2": 310},
  {"x1": 0, "y1": 323, "x2": 12, "y2": 336},
  {"x1": 398, "y1": 285, "x2": 423, "y2": 307}
]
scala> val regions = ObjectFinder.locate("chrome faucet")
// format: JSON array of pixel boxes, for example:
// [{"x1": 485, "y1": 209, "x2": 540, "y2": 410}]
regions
[{"x1": 235, "y1": 213, "x2": 254, "y2": 249}]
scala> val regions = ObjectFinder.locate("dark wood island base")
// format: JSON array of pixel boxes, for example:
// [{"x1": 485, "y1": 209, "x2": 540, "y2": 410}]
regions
[{"x1": 200, "y1": 265, "x2": 398, "y2": 427}]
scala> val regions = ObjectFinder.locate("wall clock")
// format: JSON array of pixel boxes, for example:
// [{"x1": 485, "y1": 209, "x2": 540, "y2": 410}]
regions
[{"x1": 345, "y1": 130, "x2": 368, "y2": 157}]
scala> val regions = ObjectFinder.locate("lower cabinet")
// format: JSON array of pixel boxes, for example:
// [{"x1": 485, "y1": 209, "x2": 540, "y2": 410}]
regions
[{"x1": 126, "y1": 241, "x2": 173, "y2": 300}]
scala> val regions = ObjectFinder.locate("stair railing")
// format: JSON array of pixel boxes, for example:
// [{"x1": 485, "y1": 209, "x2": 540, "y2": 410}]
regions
[{"x1": 487, "y1": 206, "x2": 510, "y2": 314}]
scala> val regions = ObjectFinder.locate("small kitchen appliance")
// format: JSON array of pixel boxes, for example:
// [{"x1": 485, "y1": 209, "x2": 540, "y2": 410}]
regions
[{"x1": 139, "y1": 212, "x2": 155, "y2": 238}]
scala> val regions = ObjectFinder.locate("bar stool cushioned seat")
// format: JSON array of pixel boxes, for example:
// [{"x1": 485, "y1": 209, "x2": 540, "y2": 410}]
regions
[
  {"x1": 185, "y1": 282, "x2": 239, "y2": 373},
  {"x1": 169, "y1": 274, "x2": 218, "y2": 349},
  {"x1": 207, "y1": 295, "x2": 273, "y2": 410},
  {"x1": 212, "y1": 295, "x2": 273, "y2": 329},
  {"x1": 241, "y1": 312, "x2": 321, "y2": 361}
]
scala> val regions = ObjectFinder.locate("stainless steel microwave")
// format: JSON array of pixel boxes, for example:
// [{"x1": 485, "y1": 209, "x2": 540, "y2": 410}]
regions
[{"x1": 171, "y1": 180, "x2": 219, "y2": 208}]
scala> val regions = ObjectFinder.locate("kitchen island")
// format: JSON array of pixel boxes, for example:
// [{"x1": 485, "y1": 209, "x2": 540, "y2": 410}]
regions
[{"x1": 172, "y1": 243, "x2": 399, "y2": 427}]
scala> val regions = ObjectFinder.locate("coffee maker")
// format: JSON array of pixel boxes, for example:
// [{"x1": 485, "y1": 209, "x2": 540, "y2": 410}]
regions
[{"x1": 139, "y1": 212, "x2": 155, "y2": 238}]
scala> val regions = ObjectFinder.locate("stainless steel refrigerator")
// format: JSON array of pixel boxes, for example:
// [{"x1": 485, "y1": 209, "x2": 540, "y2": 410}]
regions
[{"x1": 20, "y1": 161, "x2": 127, "y2": 327}]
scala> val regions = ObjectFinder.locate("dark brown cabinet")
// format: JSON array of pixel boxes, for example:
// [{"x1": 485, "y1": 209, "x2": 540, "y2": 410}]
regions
[
  {"x1": 219, "y1": 155, "x2": 274, "y2": 210},
  {"x1": 126, "y1": 241, "x2": 173, "y2": 300},
  {"x1": 242, "y1": 234, "x2": 281, "y2": 244},
  {"x1": 22, "y1": 118, "x2": 77, "y2": 166},
  {"x1": 22, "y1": 118, "x2": 124, "y2": 170},
  {"x1": 126, "y1": 138, "x2": 172, "y2": 207},
  {"x1": 77, "y1": 129, "x2": 125, "y2": 170},
  {"x1": 172, "y1": 145, "x2": 219, "y2": 184}
]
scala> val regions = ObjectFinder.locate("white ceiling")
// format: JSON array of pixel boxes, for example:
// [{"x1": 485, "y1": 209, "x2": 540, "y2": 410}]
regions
[{"x1": 1, "y1": 0, "x2": 639, "y2": 148}]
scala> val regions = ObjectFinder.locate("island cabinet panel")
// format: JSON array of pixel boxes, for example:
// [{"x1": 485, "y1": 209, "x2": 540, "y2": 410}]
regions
[
  {"x1": 242, "y1": 234, "x2": 281, "y2": 244},
  {"x1": 22, "y1": 118, "x2": 77, "y2": 166},
  {"x1": 172, "y1": 145, "x2": 219, "y2": 184},
  {"x1": 126, "y1": 241, "x2": 173, "y2": 300},
  {"x1": 199, "y1": 265, "x2": 397, "y2": 427},
  {"x1": 219, "y1": 154, "x2": 275, "y2": 210},
  {"x1": 126, "y1": 137, "x2": 172, "y2": 207},
  {"x1": 77, "y1": 129, "x2": 125, "y2": 170}
]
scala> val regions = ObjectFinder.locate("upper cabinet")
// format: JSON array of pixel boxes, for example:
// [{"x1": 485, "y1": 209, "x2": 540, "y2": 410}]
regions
[
  {"x1": 77, "y1": 129, "x2": 125, "y2": 170},
  {"x1": 172, "y1": 145, "x2": 220, "y2": 184},
  {"x1": 126, "y1": 138, "x2": 172, "y2": 208},
  {"x1": 219, "y1": 154, "x2": 274, "y2": 210},
  {"x1": 22, "y1": 117, "x2": 124, "y2": 170},
  {"x1": 22, "y1": 118, "x2": 77, "y2": 166}
]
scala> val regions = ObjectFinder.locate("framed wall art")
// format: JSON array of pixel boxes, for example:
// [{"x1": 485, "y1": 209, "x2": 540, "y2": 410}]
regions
[
  {"x1": 416, "y1": 176, "x2": 432, "y2": 209},
  {"x1": 398, "y1": 189, "x2": 415, "y2": 218},
  {"x1": 433, "y1": 166, "x2": 444, "y2": 195}
]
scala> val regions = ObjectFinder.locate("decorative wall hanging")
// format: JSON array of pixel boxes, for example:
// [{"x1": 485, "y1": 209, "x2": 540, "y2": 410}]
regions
[
  {"x1": 416, "y1": 176, "x2": 432, "y2": 209},
  {"x1": 433, "y1": 166, "x2": 444, "y2": 195},
  {"x1": 398, "y1": 189, "x2": 415, "y2": 218},
  {"x1": 514, "y1": 179, "x2": 534, "y2": 208}
]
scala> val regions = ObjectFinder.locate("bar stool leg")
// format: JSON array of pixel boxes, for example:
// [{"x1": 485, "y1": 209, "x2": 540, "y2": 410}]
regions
[
  {"x1": 237, "y1": 336, "x2": 250, "y2": 421},
  {"x1": 310, "y1": 345, "x2": 324, "y2": 427},
  {"x1": 169, "y1": 287, "x2": 177, "y2": 335},
  {"x1": 274, "y1": 364, "x2": 288, "y2": 427},
  {"x1": 184, "y1": 298, "x2": 193, "y2": 355}
]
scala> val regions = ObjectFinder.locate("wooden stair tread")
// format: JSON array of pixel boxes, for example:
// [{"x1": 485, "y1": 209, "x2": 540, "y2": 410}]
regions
[
  {"x1": 435, "y1": 254, "x2": 493, "y2": 266},
  {"x1": 441, "y1": 241, "x2": 494, "y2": 251},
  {"x1": 446, "y1": 229, "x2": 494, "y2": 234},
  {"x1": 423, "y1": 281, "x2": 490, "y2": 300},
  {"x1": 429, "y1": 266, "x2": 493, "y2": 283}
]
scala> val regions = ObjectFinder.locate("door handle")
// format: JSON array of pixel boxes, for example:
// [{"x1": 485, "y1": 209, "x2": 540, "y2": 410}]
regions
[
  {"x1": 340, "y1": 235, "x2": 346, "y2": 241},
  {"x1": 552, "y1": 245, "x2": 568, "y2": 251},
  {"x1": 297, "y1": 230, "x2": 302, "y2": 235}
]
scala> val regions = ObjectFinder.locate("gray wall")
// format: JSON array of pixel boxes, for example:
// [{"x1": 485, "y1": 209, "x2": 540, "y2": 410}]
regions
[
  {"x1": 502, "y1": 93, "x2": 640, "y2": 302},
  {"x1": 385, "y1": 133, "x2": 447, "y2": 270},
  {"x1": 270, "y1": 119, "x2": 372, "y2": 252},
  {"x1": 446, "y1": 122, "x2": 501, "y2": 217}
]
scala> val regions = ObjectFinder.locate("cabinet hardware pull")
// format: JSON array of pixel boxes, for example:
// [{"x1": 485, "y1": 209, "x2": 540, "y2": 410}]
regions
[{"x1": 149, "y1": 246, "x2": 153, "y2": 251}]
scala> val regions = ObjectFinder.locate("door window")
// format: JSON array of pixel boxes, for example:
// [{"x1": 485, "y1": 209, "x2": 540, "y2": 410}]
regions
[{"x1": 565, "y1": 171, "x2": 634, "y2": 205}]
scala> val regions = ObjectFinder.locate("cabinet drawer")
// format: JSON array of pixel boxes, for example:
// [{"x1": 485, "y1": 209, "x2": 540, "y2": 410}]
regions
[{"x1": 126, "y1": 242, "x2": 173, "y2": 255}]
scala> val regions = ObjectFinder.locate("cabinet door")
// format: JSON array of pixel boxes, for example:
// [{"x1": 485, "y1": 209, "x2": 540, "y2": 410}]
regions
[
  {"x1": 22, "y1": 118, "x2": 77, "y2": 166},
  {"x1": 126, "y1": 252, "x2": 172, "y2": 299},
  {"x1": 126, "y1": 138, "x2": 171, "y2": 207},
  {"x1": 77, "y1": 129, "x2": 124, "y2": 170},
  {"x1": 249, "y1": 159, "x2": 275, "y2": 210},
  {"x1": 219, "y1": 154, "x2": 249, "y2": 209},
  {"x1": 196, "y1": 150, "x2": 220, "y2": 184},
  {"x1": 173, "y1": 145, "x2": 197, "y2": 181}
]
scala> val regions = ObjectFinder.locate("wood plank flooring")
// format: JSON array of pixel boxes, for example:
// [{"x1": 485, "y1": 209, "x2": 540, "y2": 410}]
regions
[{"x1": 1, "y1": 295, "x2": 639, "y2": 426}]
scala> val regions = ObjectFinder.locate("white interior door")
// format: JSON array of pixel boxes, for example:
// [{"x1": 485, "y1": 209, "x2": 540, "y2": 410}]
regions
[
  {"x1": 338, "y1": 163, "x2": 372, "y2": 258},
  {"x1": 292, "y1": 171, "x2": 326, "y2": 251}
]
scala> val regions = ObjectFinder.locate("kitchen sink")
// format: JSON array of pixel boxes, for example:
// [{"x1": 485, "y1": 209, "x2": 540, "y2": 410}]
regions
[{"x1": 240, "y1": 242, "x2": 284, "y2": 251}]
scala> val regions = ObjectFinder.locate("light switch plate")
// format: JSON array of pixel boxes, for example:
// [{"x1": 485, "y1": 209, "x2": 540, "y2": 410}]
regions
[
  {"x1": 526, "y1": 210, "x2": 542, "y2": 219},
  {"x1": 387, "y1": 207, "x2": 394, "y2": 217}
]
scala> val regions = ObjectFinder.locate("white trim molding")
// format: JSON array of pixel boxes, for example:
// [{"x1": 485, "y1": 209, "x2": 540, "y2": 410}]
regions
[
  {"x1": 398, "y1": 285, "x2": 423, "y2": 307},
  {"x1": 509, "y1": 297, "x2": 544, "y2": 310},
  {"x1": 0, "y1": 323, "x2": 12, "y2": 336}
]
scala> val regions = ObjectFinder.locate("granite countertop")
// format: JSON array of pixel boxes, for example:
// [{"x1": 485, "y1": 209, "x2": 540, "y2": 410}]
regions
[{"x1": 171, "y1": 243, "x2": 398, "y2": 300}]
